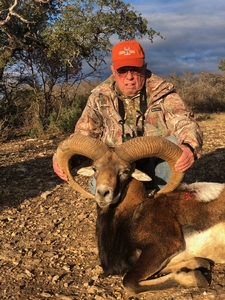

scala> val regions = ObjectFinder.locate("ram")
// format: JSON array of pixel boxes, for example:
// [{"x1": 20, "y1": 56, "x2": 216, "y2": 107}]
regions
[{"x1": 56, "y1": 134, "x2": 225, "y2": 295}]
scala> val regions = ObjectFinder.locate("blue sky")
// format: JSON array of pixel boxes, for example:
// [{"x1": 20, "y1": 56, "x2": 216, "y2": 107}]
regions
[{"x1": 101, "y1": 0, "x2": 225, "y2": 77}]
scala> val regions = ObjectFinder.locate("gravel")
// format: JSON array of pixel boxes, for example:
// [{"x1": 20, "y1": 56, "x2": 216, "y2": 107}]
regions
[{"x1": 1, "y1": 113, "x2": 225, "y2": 300}]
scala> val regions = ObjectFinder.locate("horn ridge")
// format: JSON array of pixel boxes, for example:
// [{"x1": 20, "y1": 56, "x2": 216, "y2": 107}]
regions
[
  {"x1": 56, "y1": 134, "x2": 109, "y2": 198},
  {"x1": 115, "y1": 136, "x2": 184, "y2": 193}
]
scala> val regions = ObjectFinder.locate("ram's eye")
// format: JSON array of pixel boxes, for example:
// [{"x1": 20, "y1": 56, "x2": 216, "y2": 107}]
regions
[{"x1": 121, "y1": 169, "x2": 130, "y2": 176}]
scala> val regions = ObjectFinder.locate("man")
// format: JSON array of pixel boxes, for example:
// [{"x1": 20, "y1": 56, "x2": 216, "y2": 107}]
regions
[{"x1": 53, "y1": 40, "x2": 203, "y2": 192}]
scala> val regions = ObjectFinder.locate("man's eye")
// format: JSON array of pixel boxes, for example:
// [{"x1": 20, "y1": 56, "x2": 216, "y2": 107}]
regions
[{"x1": 117, "y1": 68, "x2": 127, "y2": 74}]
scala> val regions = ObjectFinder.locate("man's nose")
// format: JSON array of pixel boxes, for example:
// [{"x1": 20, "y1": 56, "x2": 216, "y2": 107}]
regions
[{"x1": 126, "y1": 71, "x2": 134, "y2": 79}]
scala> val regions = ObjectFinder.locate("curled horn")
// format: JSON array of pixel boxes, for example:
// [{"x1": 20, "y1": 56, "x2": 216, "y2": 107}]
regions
[
  {"x1": 56, "y1": 134, "x2": 109, "y2": 198},
  {"x1": 115, "y1": 136, "x2": 184, "y2": 193}
]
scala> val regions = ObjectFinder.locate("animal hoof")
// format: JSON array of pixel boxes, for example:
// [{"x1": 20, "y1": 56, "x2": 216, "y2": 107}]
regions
[{"x1": 175, "y1": 270, "x2": 209, "y2": 288}]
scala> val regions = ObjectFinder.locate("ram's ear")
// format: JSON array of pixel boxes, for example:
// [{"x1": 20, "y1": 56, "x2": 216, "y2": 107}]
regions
[
  {"x1": 77, "y1": 166, "x2": 94, "y2": 177},
  {"x1": 132, "y1": 169, "x2": 152, "y2": 181}
]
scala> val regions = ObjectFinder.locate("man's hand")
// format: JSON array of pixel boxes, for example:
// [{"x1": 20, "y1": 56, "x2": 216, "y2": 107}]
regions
[
  {"x1": 175, "y1": 145, "x2": 195, "y2": 172},
  {"x1": 53, "y1": 157, "x2": 68, "y2": 181}
]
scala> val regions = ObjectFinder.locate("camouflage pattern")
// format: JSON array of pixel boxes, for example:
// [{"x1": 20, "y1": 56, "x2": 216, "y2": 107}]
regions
[{"x1": 74, "y1": 70, "x2": 203, "y2": 158}]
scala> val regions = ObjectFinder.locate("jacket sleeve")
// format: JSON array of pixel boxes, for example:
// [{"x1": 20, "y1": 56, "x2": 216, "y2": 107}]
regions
[
  {"x1": 163, "y1": 92, "x2": 203, "y2": 158},
  {"x1": 74, "y1": 93, "x2": 103, "y2": 139}
]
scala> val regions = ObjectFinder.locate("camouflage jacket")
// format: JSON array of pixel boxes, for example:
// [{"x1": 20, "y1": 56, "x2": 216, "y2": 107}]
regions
[{"x1": 74, "y1": 70, "x2": 203, "y2": 158}]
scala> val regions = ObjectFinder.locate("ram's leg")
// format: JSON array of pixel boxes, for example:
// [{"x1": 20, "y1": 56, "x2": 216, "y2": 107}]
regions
[
  {"x1": 122, "y1": 242, "x2": 183, "y2": 295},
  {"x1": 161, "y1": 257, "x2": 211, "y2": 274},
  {"x1": 125, "y1": 269, "x2": 209, "y2": 295},
  {"x1": 122, "y1": 252, "x2": 211, "y2": 294},
  {"x1": 123, "y1": 219, "x2": 186, "y2": 295}
]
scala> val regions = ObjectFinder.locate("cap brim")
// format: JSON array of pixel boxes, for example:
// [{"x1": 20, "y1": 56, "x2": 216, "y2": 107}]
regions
[{"x1": 113, "y1": 58, "x2": 144, "y2": 70}]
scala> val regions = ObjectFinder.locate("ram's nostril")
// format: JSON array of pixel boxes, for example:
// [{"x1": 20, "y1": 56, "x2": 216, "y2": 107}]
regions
[
  {"x1": 97, "y1": 187, "x2": 110, "y2": 197},
  {"x1": 103, "y1": 190, "x2": 110, "y2": 197}
]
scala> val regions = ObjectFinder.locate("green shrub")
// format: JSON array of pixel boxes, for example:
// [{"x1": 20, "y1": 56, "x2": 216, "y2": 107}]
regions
[
  {"x1": 29, "y1": 120, "x2": 44, "y2": 138},
  {"x1": 50, "y1": 94, "x2": 87, "y2": 134}
]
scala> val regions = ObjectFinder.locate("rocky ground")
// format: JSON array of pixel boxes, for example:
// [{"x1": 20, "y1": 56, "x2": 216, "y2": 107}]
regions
[{"x1": 1, "y1": 113, "x2": 225, "y2": 300}]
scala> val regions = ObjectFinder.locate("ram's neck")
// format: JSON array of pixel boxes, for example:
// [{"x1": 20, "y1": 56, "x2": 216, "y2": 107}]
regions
[{"x1": 114, "y1": 178, "x2": 146, "y2": 220}]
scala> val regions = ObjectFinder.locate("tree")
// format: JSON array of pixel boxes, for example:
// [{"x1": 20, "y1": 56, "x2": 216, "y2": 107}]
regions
[
  {"x1": 0, "y1": 0, "x2": 163, "y2": 138},
  {"x1": 1, "y1": 0, "x2": 162, "y2": 80},
  {"x1": 218, "y1": 59, "x2": 225, "y2": 72},
  {"x1": 0, "y1": 0, "x2": 62, "y2": 79},
  {"x1": 43, "y1": 0, "x2": 162, "y2": 72}
]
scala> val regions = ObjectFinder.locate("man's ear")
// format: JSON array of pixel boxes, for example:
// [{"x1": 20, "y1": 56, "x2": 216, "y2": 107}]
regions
[
  {"x1": 111, "y1": 65, "x2": 115, "y2": 74},
  {"x1": 132, "y1": 169, "x2": 152, "y2": 181}
]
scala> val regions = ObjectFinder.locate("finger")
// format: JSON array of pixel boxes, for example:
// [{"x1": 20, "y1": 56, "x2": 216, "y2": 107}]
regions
[
  {"x1": 60, "y1": 173, "x2": 69, "y2": 181},
  {"x1": 54, "y1": 170, "x2": 65, "y2": 180},
  {"x1": 175, "y1": 163, "x2": 190, "y2": 172},
  {"x1": 58, "y1": 169, "x2": 68, "y2": 181},
  {"x1": 175, "y1": 158, "x2": 194, "y2": 172},
  {"x1": 53, "y1": 161, "x2": 68, "y2": 181}
]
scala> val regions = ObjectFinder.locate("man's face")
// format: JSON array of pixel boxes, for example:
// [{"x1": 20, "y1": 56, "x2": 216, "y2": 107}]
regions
[{"x1": 111, "y1": 64, "x2": 146, "y2": 97}]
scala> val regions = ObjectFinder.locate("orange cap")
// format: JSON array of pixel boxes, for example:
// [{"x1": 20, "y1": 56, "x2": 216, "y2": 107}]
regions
[{"x1": 112, "y1": 40, "x2": 145, "y2": 70}]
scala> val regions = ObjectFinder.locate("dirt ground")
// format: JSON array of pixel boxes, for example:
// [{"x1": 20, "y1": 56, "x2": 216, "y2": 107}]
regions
[{"x1": 1, "y1": 113, "x2": 225, "y2": 300}]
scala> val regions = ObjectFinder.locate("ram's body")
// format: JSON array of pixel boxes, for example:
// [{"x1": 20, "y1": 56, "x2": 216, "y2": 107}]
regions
[
  {"x1": 96, "y1": 178, "x2": 225, "y2": 295},
  {"x1": 56, "y1": 134, "x2": 225, "y2": 295}
]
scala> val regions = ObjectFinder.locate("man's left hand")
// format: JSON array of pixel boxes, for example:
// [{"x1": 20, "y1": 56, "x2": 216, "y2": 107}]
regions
[{"x1": 175, "y1": 145, "x2": 195, "y2": 172}]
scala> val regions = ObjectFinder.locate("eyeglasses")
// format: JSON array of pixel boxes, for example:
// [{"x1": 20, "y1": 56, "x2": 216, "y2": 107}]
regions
[{"x1": 115, "y1": 66, "x2": 145, "y2": 78}]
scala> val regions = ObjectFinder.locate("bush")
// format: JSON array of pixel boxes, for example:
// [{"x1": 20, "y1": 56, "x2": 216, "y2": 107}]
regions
[{"x1": 50, "y1": 94, "x2": 87, "y2": 134}]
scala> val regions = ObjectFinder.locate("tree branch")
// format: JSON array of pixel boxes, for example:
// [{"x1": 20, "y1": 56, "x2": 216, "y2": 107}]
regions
[{"x1": 0, "y1": 0, "x2": 35, "y2": 26}]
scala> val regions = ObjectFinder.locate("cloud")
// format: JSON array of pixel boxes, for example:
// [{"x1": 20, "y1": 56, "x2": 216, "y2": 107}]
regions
[
  {"x1": 130, "y1": 0, "x2": 225, "y2": 75},
  {"x1": 84, "y1": 0, "x2": 225, "y2": 79}
]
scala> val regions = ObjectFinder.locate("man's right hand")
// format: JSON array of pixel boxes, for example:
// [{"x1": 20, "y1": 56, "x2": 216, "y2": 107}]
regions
[{"x1": 53, "y1": 157, "x2": 68, "y2": 181}]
